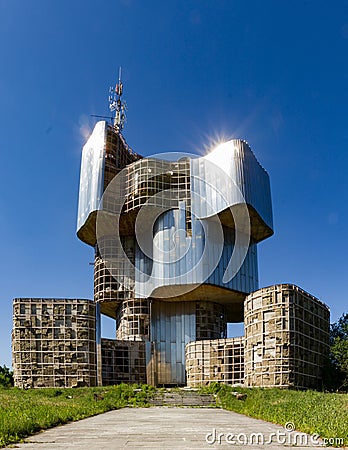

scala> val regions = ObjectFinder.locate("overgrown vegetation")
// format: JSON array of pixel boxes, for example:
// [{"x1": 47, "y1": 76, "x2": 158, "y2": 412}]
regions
[
  {"x1": 0, "y1": 384, "x2": 155, "y2": 448},
  {"x1": 0, "y1": 383, "x2": 347, "y2": 447},
  {"x1": 201, "y1": 383, "x2": 348, "y2": 446},
  {"x1": 0, "y1": 366, "x2": 13, "y2": 388},
  {"x1": 324, "y1": 312, "x2": 348, "y2": 392}
]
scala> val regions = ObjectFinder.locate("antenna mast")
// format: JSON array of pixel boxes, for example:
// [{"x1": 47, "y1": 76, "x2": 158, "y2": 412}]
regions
[{"x1": 108, "y1": 67, "x2": 127, "y2": 132}]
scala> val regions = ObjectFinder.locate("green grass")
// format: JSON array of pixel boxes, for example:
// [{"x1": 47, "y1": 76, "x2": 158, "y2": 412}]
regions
[
  {"x1": 1, "y1": 384, "x2": 347, "y2": 448},
  {"x1": 201, "y1": 383, "x2": 348, "y2": 446},
  {"x1": 0, "y1": 384, "x2": 155, "y2": 448}
]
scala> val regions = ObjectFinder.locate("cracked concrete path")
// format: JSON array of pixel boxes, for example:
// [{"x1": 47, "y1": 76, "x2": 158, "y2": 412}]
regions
[{"x1": 6, "y1": 407, "x2": 324, "y2": 449}]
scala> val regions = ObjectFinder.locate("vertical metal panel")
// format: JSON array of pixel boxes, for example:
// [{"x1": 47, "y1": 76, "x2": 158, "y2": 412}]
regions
[
  {"x1": 77, "y1": 121, "x2": 106, "y2": 233},
  {"x1": 191, "y1": 139, "x2": 273, "y2": 231},
  {"x1": 150, "y1": 301, "x2": 196, "y2": 385}
]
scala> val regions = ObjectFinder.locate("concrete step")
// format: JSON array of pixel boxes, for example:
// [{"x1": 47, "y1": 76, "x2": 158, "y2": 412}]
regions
[{"x1": 148, "y1": 389, "x2": 216, "y2": 407}]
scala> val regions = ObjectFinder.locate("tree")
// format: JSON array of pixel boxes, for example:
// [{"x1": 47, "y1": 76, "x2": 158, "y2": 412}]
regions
[
  {"x1": 324, "y1": 313, "x2": 348, "y2": 391},
  {"x1": 331, "y1": 313, "x2": 348, "y2": 388},
  {"x1": 0, "y1": 365, "x2": 14, "y2": 388}
]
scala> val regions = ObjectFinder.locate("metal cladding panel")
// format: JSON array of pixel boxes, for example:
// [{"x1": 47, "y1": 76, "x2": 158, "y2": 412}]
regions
[
  {"x1": 135, "y1": 209, "x2": 222, "y2": 295},
  {"x1": 151, "y1": 301, "x2": 196, "y2": 385},
  {"x1": 206, "y1": 238, "x2": 258, "y2": 294},
  {"x1": 135, "y1": 212, "x2": 258, "y2": 296},
  {"x1": 77, "y1": 121, "x2": 106, "y2": 233},
  {"x1": 190, "y1": 139, "x2": 273, "y2": 232}
]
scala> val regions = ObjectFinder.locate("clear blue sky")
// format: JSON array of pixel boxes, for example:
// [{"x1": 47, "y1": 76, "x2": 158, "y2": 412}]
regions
[{"x1": 1, "y1": 0, "x2": 347, "y2": 367}]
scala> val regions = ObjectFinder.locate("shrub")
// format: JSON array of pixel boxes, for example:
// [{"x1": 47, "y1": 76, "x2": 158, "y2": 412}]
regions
[
  {"x1": 0, "y1": 365, "x2": 13, "y2": 388},
  {"x1": 324, "y1": 313, "x2": 348, "y2": 392}
]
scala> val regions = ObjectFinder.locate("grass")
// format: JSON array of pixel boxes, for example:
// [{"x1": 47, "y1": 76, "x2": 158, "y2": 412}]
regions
[
  {"x1": 200, "y1": 383, "x2": 348, "y2": 446},
  {"x1": 0, "y1": 384, "x2": 155, "y2": 448},
  {"x1": 1, "y1": 384, "x2": 347, "y2": 448}
]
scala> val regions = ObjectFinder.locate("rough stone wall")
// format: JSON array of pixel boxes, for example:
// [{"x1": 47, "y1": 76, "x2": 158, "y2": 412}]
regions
[
  {"x1": 185, "y1": 337, "x2": 244, "y2": 387},
  {"x1": 101, "y1": 338, "x2": 146, "y2": 384},
  {"x1": 244, "y1": 284, "x2": 330, "y2": 389},
  {"x1": 12, "y1": 298, "x2": 97, "y2": 388}
]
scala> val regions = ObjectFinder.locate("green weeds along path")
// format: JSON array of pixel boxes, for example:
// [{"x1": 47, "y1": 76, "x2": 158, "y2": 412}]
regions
[
  {"x1": 0, "y1": 384, "x2": 154, "y2": 448},
  {"x1": 202, "y1": 384, "x2": 348, "y2": 447},
  {"x1": 0, "y1": 384, "x2": 347, "y2": 448}
]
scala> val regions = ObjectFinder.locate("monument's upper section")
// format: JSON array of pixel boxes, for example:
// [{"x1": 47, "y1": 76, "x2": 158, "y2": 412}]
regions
[
  {"x1": 77, "y1": 122, "x2": 273, "y2": 308},
  {"x1": 77, "y1": 122, "x2": 273, "y2": 247}
]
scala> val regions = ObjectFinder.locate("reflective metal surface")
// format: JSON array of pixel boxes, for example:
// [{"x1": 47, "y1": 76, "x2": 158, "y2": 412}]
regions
[
  {"x1": 135, "y1": 214, "x2": 258, "y2": 297},
  {"x1": 191, "y1": 139, "x2": 273, "y2": 236},
  {"x1": 77, "y1": 121, "x2": 106, "y2": 234},
  {"x1": 150, "y1": 301, "x2": 196, "y2": 385}
]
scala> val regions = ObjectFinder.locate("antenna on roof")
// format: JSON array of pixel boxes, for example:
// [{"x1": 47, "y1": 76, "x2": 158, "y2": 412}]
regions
[{"x1": 108, "y1": 67, "x2": 127, "y2": 132}]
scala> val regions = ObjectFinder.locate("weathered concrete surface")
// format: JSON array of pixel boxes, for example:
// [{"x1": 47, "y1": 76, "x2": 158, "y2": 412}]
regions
[{"x1": 7, "y1": 407, "x2": 324, "y2": 449}]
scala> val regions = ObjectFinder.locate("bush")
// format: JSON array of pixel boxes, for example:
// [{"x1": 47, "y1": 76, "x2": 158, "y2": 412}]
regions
[
  {"x1": 0, "y1": 366, "x2": 13, "y2": 388},
  {"x1": 324, "y1": 313, "x2": 348, "y2": 392}
]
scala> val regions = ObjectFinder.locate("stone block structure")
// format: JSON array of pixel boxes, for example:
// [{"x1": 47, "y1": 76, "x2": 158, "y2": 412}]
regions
[
  {"x1": 186, "y1": 337, "x2": 244, "y2": 387},
  {"x1": 244, "y1": 284, "x2": 330, "y2": 389},
  {"x1": 12, "y1": 298, "x2": 97, "y2": 388},
  {"x1": 101, "y1": 338, "x2": 146, "y2": 385},
  {"x1": 185, "y1": 284, "x2": 330, "y2": 389}
]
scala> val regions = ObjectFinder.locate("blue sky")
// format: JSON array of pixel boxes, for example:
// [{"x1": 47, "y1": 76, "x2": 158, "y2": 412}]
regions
[{"x1": 1, "y1": 0, "x2": 347, "y2": 367}]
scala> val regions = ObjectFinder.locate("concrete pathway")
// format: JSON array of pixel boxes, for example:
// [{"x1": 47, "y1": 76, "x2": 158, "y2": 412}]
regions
[{"x1": 7, "y1": 407, "x2": 324, "y2": 449}]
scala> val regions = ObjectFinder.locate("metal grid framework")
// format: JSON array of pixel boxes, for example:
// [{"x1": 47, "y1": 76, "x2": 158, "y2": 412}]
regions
[
  {"x1": 94, "y1": 125, "x2": 140, "y2": 314},
  {"x1": 116, "y1": 299, "x2": 150, "y2": 341},
  {"x1": 124, "y1": 158, "x2": 191, "y2": 215},
  {"x1": 244, "y1": 284, "x2": 330, "y2": 389},
  {"x1": 94, "y1": 235, "x2": 135, "y2": 306},
  {"x1": 104, "y1": 124, "x2": 141, "y2": 188},
  {"x1": 12, "y1": 298, "x2": 97, "y2": 388},
  {"x1": 196, "y1": 302, "x2": 227, "y2": 340},
  {"x1": 101, "y1": 338, "x2": 146, "y2": 385},
  {"x1": 185, "y1": 337, "x2": 244, "y2": 387},
  {"x1": 94, "y1": 255, "x2": 120, "y2": 304},
  {"x1": 102, "y1": 126, "x2": 141, "y2": 215}
]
